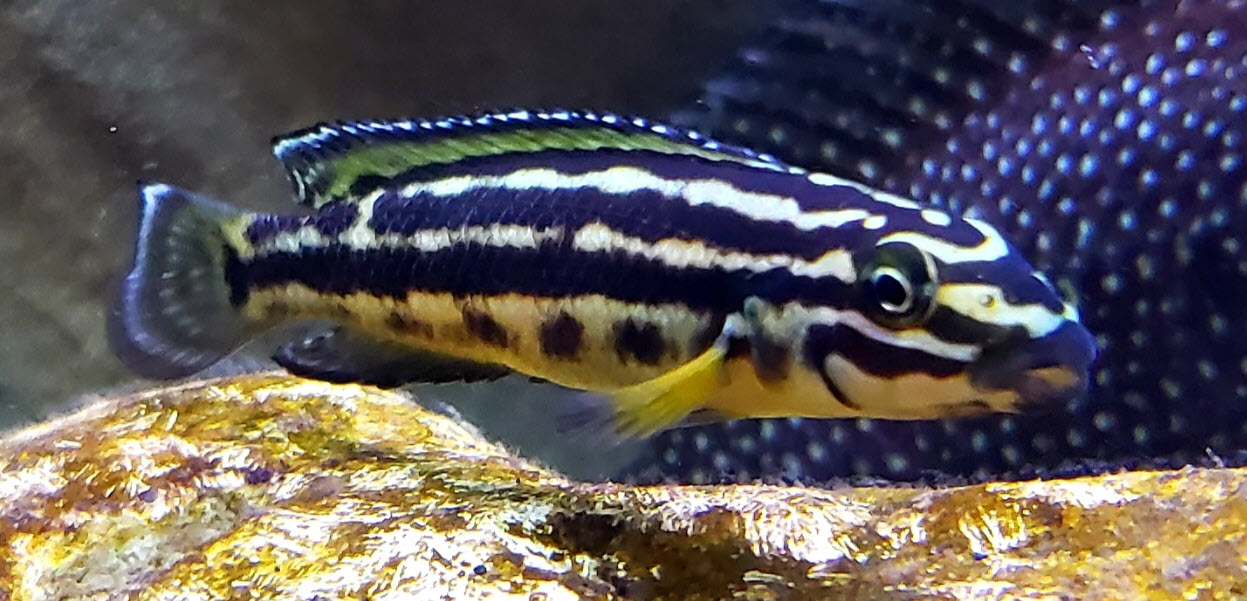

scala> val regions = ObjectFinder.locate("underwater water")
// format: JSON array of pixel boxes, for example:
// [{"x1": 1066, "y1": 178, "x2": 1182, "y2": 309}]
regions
[
  {"x1": 628, "y1": 0, "x2": 1247, "y2": 485},
  {"x1": 7, "y1": 1, "x2": 1247, "y2": 489},
  {"x1": 0, "y1": 2, "x2": 762, "y2": 477}
]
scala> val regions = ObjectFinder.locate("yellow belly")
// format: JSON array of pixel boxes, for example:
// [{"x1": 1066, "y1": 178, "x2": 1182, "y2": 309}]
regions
[
  {"x1": 706, "y1": 356, "x2": 861, "y2": 420},
  {"x1": 243, "y1": 284, "x2": 719, "y2": 390}
]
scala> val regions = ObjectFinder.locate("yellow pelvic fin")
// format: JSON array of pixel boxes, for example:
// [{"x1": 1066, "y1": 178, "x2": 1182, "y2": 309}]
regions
[{"x1": 605, "y1": 335, "x2": 730, "y2": 439}]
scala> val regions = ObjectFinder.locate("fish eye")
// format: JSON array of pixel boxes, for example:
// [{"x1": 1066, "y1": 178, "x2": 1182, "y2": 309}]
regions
[
  {"x1": 858, "y1": 242, "x2": 937, "y2": 328},
  {"x1": 870, "y1": 267, "x2": 913, "y2": 313}
]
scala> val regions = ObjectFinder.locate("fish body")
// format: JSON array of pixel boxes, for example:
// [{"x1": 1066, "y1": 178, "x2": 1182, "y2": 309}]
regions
[
  {"x1": 628, "y1": 0, "x2": 1247, "y2": 482},
  {"x1": 109, "y1": 110, "x2": 1094, "y2": 439}
]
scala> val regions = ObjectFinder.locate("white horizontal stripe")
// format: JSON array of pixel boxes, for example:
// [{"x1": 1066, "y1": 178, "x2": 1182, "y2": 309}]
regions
[
  {"x1": 402, "y1": 166, "x2": 884, "y2": 231},
  {"x1": 936, "y1": 283, "x2": 1066, "y2": 338},
  {"x1": 823, "y1": 356, "x2": 1020, "y2": 416},
  {"x1": 572, "y1": 222, "x2": 857, "y2": 282},
  {"x1": 878, "y1": 218, "x2": 1009, "y2": 264},
  {"x1": 256, "y1": 214, "x2": 856, "y2": 284},
  {"x1": 255, "y1": 192, "x2": 564, "y2": 255},
  {"x1": 774, "y1": 303, "x2": 980, "y2": 362},
  {"x1": 806, "y1": 172, "x2": 923, "y2": 210},
  {"x1": 921, "y1": 209, "x2": 953, "y2": 227},
  {"x1": 382, "y1": 224, "x2": 564, "y2": 251},
  {"x1": 265, "y1": 227, "x2": 331, "y2": 254}
]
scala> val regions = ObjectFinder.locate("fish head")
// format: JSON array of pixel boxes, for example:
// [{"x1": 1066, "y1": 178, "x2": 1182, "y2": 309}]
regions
[{"x1": 812, "y1": 214, "x2": 1096, "y2": 419}]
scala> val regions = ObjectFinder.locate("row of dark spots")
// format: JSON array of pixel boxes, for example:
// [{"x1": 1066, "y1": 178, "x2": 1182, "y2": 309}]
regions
[
  {"x1": 238, "y1": 279, "x2": 677, "y2": 370},
  {"x1": 441, "y1": 305, "x2": 676, "y2": 367},
  {"x1": 540, "y1": 311, "x2": 584, "y2": 359},
  {"x1": 241, "y1": 265, "x2": 680, "y2": 369},
  {"x1": 385, "y1": 312, "x2": 434, "y2": 338},
  {"x1": 614, "y1": 318, "x2": 667, "y2": 365},
  {"x1": 462, "y1": 306, "x2": 510, "y2": 347},
  {"x1": 388, "y1": 303, "x2": 592, "y2": 360}
]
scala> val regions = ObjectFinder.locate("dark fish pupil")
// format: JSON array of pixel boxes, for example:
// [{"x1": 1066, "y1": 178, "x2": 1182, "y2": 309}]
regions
[{"x1": 873, "y1": 272, "x2": 909, "y2": 312}]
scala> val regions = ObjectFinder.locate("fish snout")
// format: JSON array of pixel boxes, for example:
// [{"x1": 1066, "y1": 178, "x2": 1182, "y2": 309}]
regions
[{"x1": 968, "y1": 320, "x2": 1097, "y2": 409}]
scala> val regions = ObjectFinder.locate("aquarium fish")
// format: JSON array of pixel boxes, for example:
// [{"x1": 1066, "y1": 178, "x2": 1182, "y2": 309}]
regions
[
  {"x1": 629, "y1": 0, "x2": 1247, "y2": 482},
  {"x1": 108, "y1": 110, "x2": 1094, "y2": 439}
]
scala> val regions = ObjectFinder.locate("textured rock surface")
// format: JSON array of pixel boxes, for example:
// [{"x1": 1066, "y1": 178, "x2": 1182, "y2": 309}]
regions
[
  {"x1": 2, "y1": 374, "x2": 1245, "y2": 600},
  {"x1": 0, "y1": 2, "x2": 764, "y2": 427}
]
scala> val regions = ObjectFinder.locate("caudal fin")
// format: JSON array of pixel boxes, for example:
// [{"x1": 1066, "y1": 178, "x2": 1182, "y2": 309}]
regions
[{"x1": 108, "y1": 183, "x2": 250, "y2": 379}]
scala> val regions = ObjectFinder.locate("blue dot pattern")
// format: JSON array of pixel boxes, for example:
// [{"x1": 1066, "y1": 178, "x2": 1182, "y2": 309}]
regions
[{"x1": 626, "y1": 0, "x2": 1247, "y2": 484}]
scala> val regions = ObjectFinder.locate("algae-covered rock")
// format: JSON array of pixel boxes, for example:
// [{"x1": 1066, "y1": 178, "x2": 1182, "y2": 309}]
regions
[{"x1": 1, "y1": 374, "x2": 1245, "y2": 600}]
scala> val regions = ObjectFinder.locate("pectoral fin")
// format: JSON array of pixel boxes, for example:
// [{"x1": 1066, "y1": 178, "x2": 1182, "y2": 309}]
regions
[
  {"x1": 741, "y1": 296, "x2": 790, "y2": 385},
  {"x1": 559, "y1": 318, "x2": 740, "y2": 441},
  {"x1": 273, "y1": 326, "x2": 512, "y2": 388}
]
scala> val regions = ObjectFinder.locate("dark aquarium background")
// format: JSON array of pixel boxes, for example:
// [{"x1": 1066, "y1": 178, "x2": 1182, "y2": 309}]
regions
[
  {"x1": 7, "y1": 1, "x2": 1247, "y2": 486},
  {"x1": 637, "y1": 0, "x2": 1247, "y2": 485},
  {"x1": 0, "y1": 2, "x2": 766, "y2": 477}
]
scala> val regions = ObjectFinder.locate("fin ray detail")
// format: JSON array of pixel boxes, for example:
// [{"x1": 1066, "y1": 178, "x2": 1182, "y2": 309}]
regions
[
  {"x1": 108, "y1": 183, "x2": 251, "y2": 379},
  {"x1": 271, "y1": 109, "x2": 797, "y2": 209}
]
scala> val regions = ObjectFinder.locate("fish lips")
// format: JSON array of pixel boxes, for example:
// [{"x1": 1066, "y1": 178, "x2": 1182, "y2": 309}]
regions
[{"x1": 968, "y1": 321, "x2": 1098, "y2": 408}]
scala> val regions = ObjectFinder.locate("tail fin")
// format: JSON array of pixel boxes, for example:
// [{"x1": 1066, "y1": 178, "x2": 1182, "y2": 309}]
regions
[{"x1": 108, "y1": 183, "x2": 251, "y2": 379}]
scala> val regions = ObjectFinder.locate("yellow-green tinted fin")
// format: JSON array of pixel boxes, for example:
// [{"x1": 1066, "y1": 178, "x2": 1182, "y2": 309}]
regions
[
  {"x1": 273, "y1": 326, "x2": 512, "y2": 388},
  {"x1": 560, "y1": 325, "x2": 735, "y2": 442},
  {"x1": 680, "y1": 408, "x2": 733, "y2": 427},
  {"x1": 270, "y1": 109, "x2": 797, "y2": 208}
]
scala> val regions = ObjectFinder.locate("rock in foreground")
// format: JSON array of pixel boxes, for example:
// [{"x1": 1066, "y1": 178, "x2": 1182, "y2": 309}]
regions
[{"x1": 1, "y1": 374, "x2": 1244, "y2": 600}]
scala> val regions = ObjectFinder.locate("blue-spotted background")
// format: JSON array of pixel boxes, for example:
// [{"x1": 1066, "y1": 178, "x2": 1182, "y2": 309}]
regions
[
  {"x1": 8, "y1": 2, "x2": 1247, "y2": 486},
  {"x1": 624, "y1": 0, "x2": 1247, "y2": 485}
]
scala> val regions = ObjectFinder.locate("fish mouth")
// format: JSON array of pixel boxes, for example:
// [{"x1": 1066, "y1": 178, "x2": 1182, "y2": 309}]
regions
[{"x1": 968, "y1": 321, "x2": 1098, "y2": 408}]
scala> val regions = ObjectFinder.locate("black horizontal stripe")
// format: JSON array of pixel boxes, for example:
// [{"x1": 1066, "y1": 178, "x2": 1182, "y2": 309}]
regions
[
  {"x1": 369, "y1": 182, "x2": 877, "y2": 262},
  {"x1": 245, "y1": 213, "x2": 304, "y2": 246},
  {"x1": 366, "y1": 147, "x2": 987, "y2": 247},
  {"x1": 804, "y1": 323, "x2": 969, "y2": 379},
  {"x1": 313, "y1": 201, "x2": 359, "y2": 237},
  {"x1": 867, "y1": 206, "x2": 987, "y2": 245},
  {"x1": 938, "y1": 258, "x2": 1066, "y2": 312},
  {"x1": 924, "y1": 306, "x2": 1018, "y2": 346},
  {"x1": 239, "y1": 241, "x2": 856, "y2": 311},
  {"x1": 244, "y1": 203, "x2": 359, "y2": 247},
  {"x1": 377, "y1": 148, "x2": 818, "y2": 208}
]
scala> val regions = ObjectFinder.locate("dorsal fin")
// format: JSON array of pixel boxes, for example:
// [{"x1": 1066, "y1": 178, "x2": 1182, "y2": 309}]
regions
[{"x1": 271, "y1": 109, "x2": 798, "y2": 208}]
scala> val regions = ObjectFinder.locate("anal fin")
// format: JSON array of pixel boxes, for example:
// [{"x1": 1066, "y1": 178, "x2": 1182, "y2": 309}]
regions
[
  {"x1": 273, "y1": 327, "x2": 511, "y2": 388},
  {"x1": 559, "y1": 320, "x2": 737, "y2": 442}
]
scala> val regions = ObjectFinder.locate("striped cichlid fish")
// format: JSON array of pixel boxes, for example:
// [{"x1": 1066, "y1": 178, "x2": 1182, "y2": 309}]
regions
[
  {"x1": 109, "y1": 110, "x2": 1095, "y2": 440},
  {"x1": 626, "y1": 0, "x2": 1247, "y2": 483}
]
